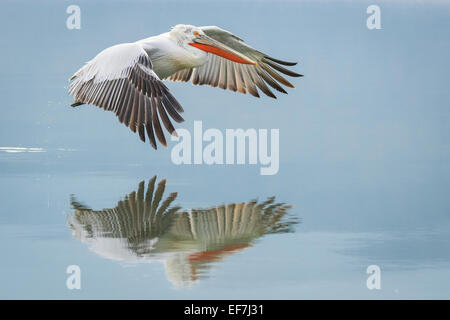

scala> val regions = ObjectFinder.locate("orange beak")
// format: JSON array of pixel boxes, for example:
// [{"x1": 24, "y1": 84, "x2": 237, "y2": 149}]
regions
[{"x1": 189, "y1": 35, "x2": 257, "y2": 65}]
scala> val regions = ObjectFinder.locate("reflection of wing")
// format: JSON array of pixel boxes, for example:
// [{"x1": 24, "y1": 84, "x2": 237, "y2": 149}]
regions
[
  {"x1": 169, "y1": 197, "x2": 296, "y2": 246},
  {"x1": 69, "y1": 176, "x2": 180, "y2": 257},
  {"x1": 161, "y1": 197, "x2": 297, "y2": 281},
  {"x1": 165, "y1": 26, "x2": 303, "y2": 98},
  {"x1": 69, "y1": 43, "x2": 184, "y2": 149}
]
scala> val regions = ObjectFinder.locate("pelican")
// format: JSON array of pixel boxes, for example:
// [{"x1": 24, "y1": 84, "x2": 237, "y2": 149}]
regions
[
  {"x1": 68, "y1": 176, "x2": 298, "y2": 287},
  {"x1": 69, "y1": 24, "x2": 302, "y2": 149}
]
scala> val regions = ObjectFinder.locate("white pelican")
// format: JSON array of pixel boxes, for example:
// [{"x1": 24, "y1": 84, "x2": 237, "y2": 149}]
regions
[
  {"x1": 68, "y1": 176, "x2": 298, "y2": 287},
  {"x1": 69, "y1": 24, "x2": 302, "y2": 149}
]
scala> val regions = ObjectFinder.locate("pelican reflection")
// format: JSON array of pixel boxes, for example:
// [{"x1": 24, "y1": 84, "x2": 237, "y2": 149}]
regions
[{"x1": 68, "y1": 176, "x2": 298, "y2": 287}]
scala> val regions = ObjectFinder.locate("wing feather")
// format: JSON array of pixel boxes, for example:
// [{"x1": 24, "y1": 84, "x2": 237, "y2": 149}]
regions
[
  {"x1": 69, "y1": 42, "x2": 184, "y2": 149},
  {"x1": 241, "y1": 65, "x2": 260, "y2": 98}
]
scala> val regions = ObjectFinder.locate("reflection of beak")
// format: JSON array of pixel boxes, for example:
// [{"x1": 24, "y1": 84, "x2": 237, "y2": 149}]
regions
[{"x1": 189, "y1": 35, "x2": 257, "y2": 65}]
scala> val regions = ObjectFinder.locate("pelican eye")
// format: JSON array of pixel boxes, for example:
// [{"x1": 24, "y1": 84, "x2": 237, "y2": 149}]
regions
[{"x1": 193, "y1": 31, "x2": 200, "y2": 37}]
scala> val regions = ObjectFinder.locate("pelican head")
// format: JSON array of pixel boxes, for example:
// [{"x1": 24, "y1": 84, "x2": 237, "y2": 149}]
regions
[{"x1": 170, "y1": 24, "x2": 257, "y2": 65}]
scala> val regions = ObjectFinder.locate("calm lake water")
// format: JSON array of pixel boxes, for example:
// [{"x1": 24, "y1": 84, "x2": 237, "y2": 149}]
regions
[{"x1": 0, "y1": 0, "x2": 449, "y2": 299}]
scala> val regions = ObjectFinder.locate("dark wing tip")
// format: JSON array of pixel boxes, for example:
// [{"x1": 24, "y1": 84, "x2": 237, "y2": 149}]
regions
[
  {"x1": 70, "y1": 101, "x2": 83, "y2": 107},
  {"x1": 262, "y1": 58, "x2": 302, "y2": 78},
  {"x1": 264, "y1": 56, "x2": 298, "y2": 66}
]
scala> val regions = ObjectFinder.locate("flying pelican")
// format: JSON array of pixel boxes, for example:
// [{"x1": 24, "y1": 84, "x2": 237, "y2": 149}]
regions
[
  {"x1": 69, "y1": 25, "x2": 303, "y2": 149},
  {"x1": 68, "y1": 176, "x2": 298, "y2": 287}
]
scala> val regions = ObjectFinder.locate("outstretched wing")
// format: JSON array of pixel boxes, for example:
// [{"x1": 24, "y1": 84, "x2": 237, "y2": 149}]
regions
[
  {"x1": 69, "y1": 42, "x2": 184, "y2": 149},
  {"x1": 165, "y1": 26, "x2": 303, "y2": 99},
  {"x1": 69, "y1": 177, "x2": 180, "y2": 243}
]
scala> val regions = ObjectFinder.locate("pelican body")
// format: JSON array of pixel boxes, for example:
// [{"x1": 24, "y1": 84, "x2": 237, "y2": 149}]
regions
[{"x1": 69, "y1": 24, "x2": 302, "y2": 149}]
